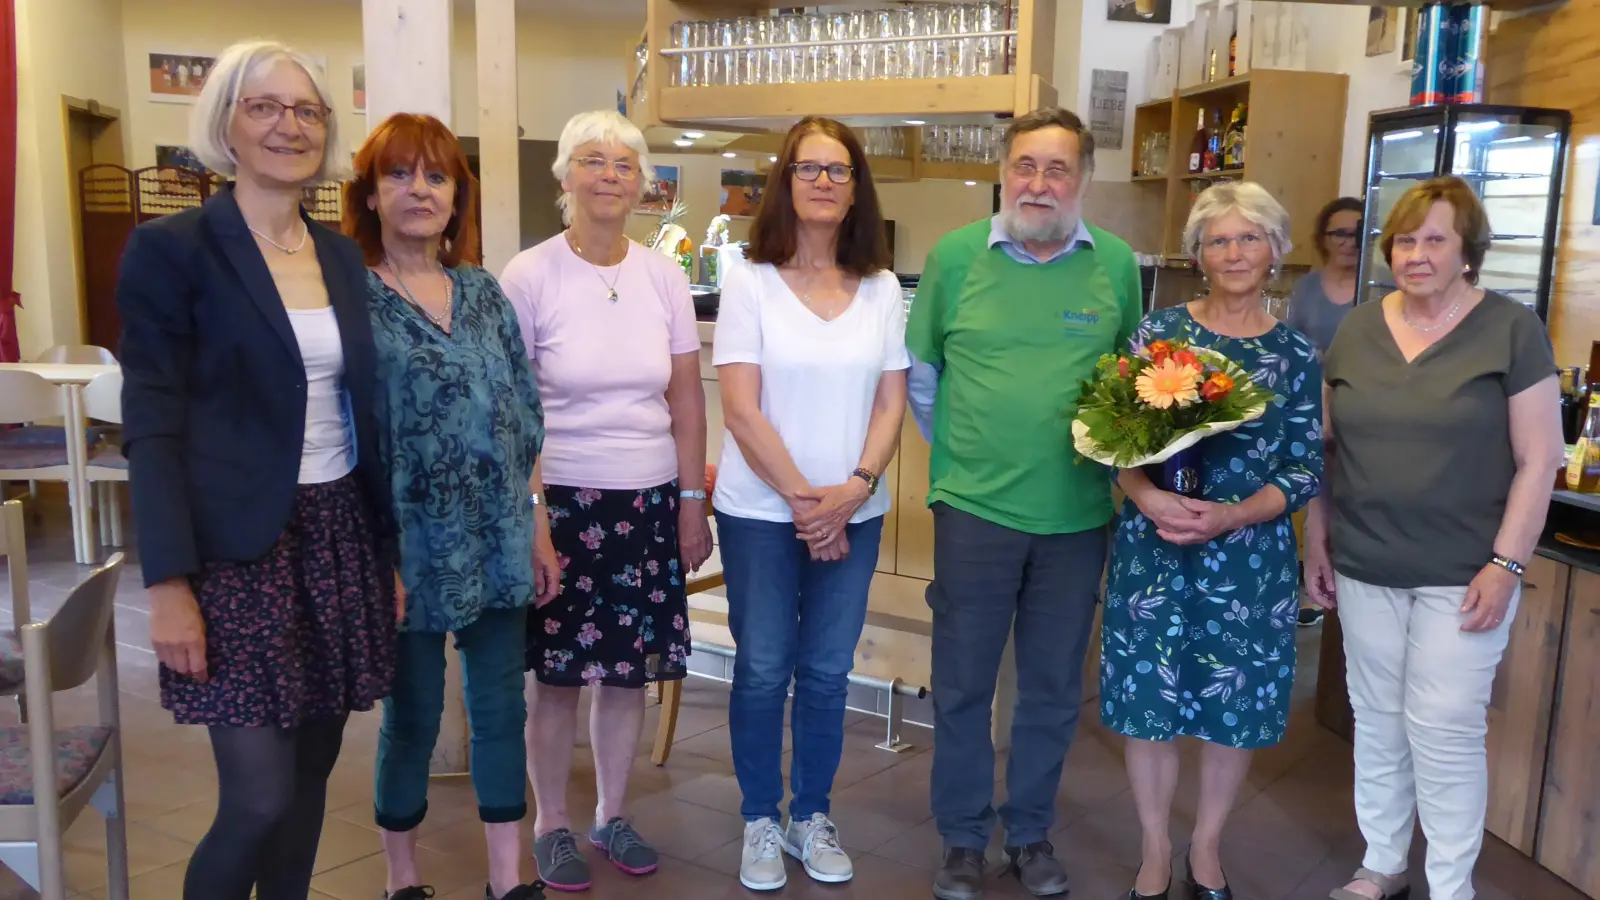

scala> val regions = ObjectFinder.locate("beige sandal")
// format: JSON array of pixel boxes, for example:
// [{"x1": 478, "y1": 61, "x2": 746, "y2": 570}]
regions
[{"x1": 1329, "y1": 868, "x2": 1410, "y2": 900}]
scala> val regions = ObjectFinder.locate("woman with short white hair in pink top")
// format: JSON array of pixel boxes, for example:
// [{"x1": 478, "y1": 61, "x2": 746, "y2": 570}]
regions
[{"x1": 500, "y1": 109, "x2": 712, "y2": 890}]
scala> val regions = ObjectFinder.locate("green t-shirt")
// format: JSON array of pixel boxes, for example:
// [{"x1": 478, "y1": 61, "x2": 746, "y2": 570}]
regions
[{"x1": 905, "y1": 219, "x2": 1143, "y2": 535}]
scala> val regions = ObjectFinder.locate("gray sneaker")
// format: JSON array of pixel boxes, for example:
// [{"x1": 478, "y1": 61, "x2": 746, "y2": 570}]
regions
[
  {"x1": 1005, "y1": 841, "x2": 1069, "y2": 896},
  {"x1": 933, "y1": 847, "x2": 987, "y2": 900},
  {"x1": 588, "y1": 817, "x2": 659, "y2": 876},
  {"x1": 534, "y1": 828, "x2": 591, "y2": 892}
]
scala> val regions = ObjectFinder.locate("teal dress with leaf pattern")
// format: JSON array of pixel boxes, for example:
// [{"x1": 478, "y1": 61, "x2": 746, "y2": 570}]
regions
[{"x1": 1099, "y1": 306, "x2": 1323, "y2": 749}]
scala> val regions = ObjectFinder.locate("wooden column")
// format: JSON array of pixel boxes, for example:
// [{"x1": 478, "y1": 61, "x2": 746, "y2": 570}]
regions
[
  {"x1": 474, "y1": 0, "x2": 520, "y2": 274},
  {"x1": 361, "y1": 0, "x2": 467, "y2": 775}
]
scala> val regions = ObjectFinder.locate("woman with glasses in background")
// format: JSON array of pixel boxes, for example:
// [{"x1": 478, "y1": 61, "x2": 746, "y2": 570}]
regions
[
  {"x1": 1287, "y1": 197, "x2": 1363, "y2": 356},
  {"x1": 712, "y1": 116, "x2": 908, "y2": 891},
  {"x1": 500, "y1": 109, "x2": 711, "y2": 891}
]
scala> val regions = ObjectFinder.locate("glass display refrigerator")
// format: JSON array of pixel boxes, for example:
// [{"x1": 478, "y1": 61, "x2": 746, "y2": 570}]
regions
[{"x1": 1357, "y1": 104, "x2": 1572, "y2": 320}]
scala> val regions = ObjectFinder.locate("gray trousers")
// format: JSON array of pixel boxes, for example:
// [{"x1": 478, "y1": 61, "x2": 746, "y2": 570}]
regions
[{"x1": 926, "y1": 502, "x2": 1107, "y2": 851}]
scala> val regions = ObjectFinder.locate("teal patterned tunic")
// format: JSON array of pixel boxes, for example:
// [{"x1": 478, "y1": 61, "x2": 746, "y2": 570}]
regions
[
  {"x1": 368, "y1": 265, "x2": 545, "y2": 634},
  {"x1": 1099, "y1": 306, "x2": 1322, "y2": 749}
]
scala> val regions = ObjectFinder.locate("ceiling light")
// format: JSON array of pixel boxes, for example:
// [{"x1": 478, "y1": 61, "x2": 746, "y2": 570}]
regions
[
  {"x1": 722, "y1": 151, "x2": 737, "y2": 158},
  {"x1": 683, "y1": 131, "x2": 705, "y2": 139},
  {"x1": 904, "y1": 119, "x2": 926, "y2": 126},
  {"x1": 965, "y1": 180, "x2": 978, "y2": 186},
  {"x1": 672, "y1": 139, "x2": 694, "y2": 148},
  {"x1": 769, "y1": 155, "x2": 778, "y2": 163}
]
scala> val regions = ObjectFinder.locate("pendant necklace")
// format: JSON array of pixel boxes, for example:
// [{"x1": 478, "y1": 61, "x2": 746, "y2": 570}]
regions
[
  {"x1": 1401, "y1": 296, "x2": 1463, "y2": 333},
  {"x1": 567, "y1": 231, "x2": 624, "y2": 303},
  {"x1": 385, "y1": 258, "x2": 454, "y2": 330},
  {"x1": 249, "y1": 222, "x2": 309, "y2": 254}
]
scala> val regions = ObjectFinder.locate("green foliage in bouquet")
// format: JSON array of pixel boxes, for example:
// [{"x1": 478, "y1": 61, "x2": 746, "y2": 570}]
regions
[{"x1": 1074, "y1": 339, "x2": 1273, "y2": 467}]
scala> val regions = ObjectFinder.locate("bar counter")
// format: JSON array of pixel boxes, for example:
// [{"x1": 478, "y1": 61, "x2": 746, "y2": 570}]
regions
[{"x1": 1314, "y1": 490, "x2": 1600, "y2": 899}]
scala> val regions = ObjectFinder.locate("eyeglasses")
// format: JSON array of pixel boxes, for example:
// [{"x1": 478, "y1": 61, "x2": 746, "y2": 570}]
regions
[
  {"x1": 573, "y1": 156, "x2": 638, "y2": 180},
  {"x1": 791, "y1": 162, "x2": 854, "y2": 184},
  {"x1": 1202, "y1": 232, "x2": 1268, "y2": 254},
  {"x1": 238, "y1": 97, "x2": 330, "y2": 128},
  {"x1": 1008, "y1": 161, "x2": 1075, "y2": 184},
  {"x1": 1323, "y1": 228, "x2": 1362, "y2": 243}
]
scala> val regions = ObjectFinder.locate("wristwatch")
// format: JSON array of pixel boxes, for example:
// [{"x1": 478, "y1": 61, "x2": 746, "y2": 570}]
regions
[
  {"x1": 850, "y1": 468, "x2": 880, "y2": 495},
  {"x1": 681, "y1": 489, "x2": 708, "y2": 501},
  {"x1": 529, "y1": 492, "x2": 543, "y2": 508}
]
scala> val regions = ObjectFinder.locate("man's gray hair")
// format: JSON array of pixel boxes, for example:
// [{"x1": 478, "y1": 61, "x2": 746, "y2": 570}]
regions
[
  {"x1": 999, "y1": 107, "x2": 1096, "y2": 177},
  {"x1": 551, "y1": 110, "x2": 655, "y2": 226},
  {"x1": 1182, "y1": 181, "x2": 1294, "y2": 264},
  {"x1": 189, "y1": 40, "x2": 346, "y2": 182}
]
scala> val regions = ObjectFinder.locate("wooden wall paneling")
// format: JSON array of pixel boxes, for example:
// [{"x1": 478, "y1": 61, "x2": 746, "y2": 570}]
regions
[
  {"x1": 1484, "y1": 555, "x2": 1570, "y2": 855},
  {"x1": 1487, "y1": 0, "x2": 1600, "y2": 364},
  {"x1": 877, "y1": 451, "x2": 900, "y2": 574},
  {"x1": 896, "y1": 416, "x2": 935, "y2": 580},
  {"x1": 1241, "y1": 71, "x2": 1348, "y2": 268},
  {"x1": 1535, "y1": 567, "x2": 1600, "y2": 896}
]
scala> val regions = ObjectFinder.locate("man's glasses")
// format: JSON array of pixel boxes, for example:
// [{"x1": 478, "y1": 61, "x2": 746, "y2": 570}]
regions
[
  {"x1": 792, "y1": 162, "x2": 854, "y2": 184},
  {"x1": 238, "y1": 97, "x2": 330, "y2": 128}
]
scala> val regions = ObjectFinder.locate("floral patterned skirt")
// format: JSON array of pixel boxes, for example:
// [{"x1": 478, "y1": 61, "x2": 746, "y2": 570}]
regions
[
  {"x1": 527, "y1": 481, "x2": 690, "y2": 688},
  {"x1": 159, "y1": 476, "x2": 397, "y2": 727}
]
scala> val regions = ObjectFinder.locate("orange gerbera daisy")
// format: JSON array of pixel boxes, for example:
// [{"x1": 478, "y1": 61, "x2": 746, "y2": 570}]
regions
[{"x1": 1135, "y1": 358, "x2": 1201, "y2": 409}]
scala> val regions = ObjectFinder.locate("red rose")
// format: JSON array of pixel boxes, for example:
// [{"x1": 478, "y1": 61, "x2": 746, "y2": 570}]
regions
[
  {"x1": 1201, "y1": 371, "x2": 1235, "y2": 402},
  {"x1": 1146, "y1": 340, "x2": 1173, "y2": 366},
  {"x1": 1173, "y1": 349, "x2": 1200, "y2": 371}
]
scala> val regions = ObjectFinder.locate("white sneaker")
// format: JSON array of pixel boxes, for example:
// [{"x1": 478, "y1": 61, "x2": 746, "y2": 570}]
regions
[
  {"x1": 740, "y1": 817, "x2": 788, "y2": 891},
  {"x1": 783, "y1": 813, "x2": 854, "y2": 883}
]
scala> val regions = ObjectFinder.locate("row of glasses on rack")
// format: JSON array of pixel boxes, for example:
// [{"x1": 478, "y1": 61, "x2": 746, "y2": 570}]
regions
[
  {"x1": 667, "y1": 4, "x2": 1018, "y2": 88},
  {"x1": 1136, "y1": 131, "x2": 1170, "y2": 177},
  {"x1": 922, "y1": 124, "x2": 1007, "y2": 165},
  {"x1": 859, "y1": 127, "x2": 910, "y2": 160}
]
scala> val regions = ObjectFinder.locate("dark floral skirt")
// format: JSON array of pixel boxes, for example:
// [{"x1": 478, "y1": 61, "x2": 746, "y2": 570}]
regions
[
  {"x1": 160, "y1": 476, "x2": 397, "y2": 727},
  {"x1": 527, "y1": 481, "x2": 691, "y2": 688}
]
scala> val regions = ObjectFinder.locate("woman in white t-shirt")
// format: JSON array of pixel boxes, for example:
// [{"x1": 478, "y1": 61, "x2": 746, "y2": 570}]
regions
[{"x1": 713, "y1": 117, "x2": 909, "y2": 892}]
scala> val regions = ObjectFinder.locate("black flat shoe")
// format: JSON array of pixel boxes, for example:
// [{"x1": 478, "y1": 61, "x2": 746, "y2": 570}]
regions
[
  {"x1": 1186, "y1": 855, "x2": 1232, "y2": 900},
  {"x1": 1128, "y1": 882, "x2": 1171, "y2": 900}
]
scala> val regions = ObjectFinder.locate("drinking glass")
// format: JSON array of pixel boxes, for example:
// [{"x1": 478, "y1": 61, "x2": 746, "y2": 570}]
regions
[
  {"x1": 688, "y1": 21, "x2": 709, "y2": 87},
  {"x1": 803, "y1": 13, "x2": 826, "y2": 83},
  {"x1": 848, "y1": 10, "x2": 872, "y2": 81},
  {"x1": 921, "y1": 6, "x2": 949, "y2": 78},
  {"x1": 733, "y1": 17, "x2": 753, "y2": 86},
  {"x1": 750, "y1": 16, "x2": 772, "y2": 85},
  {"x1": 954, "y1": 4, "x2": 980, "y2": 78},
  {"x1": 870, "y1": 10, "x2": 897, "y2": 80},
  {"x1": 669, "y1": 22, "x2": 687, "y2": 87},
  {"x1": 712, "y1": 19, "x2": 735, "y2": 87},
  {"x1": 1007, "y1": 3, "x2": 1020, "y2": 74},
  {"x1": 775, "y1": 12, "x2": 801, "y2": 84},
  {"x1": 976, "y1": 2, "x2": 1004, "y2": 77},
  {"x1": 828, "y1": 13, "x2": 851, "y2": 82}
]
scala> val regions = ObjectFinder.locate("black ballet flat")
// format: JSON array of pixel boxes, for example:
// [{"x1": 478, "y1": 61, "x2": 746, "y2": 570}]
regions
[{"x1": 1186, "y1": 855, "x2": 1233, "y2": 900}]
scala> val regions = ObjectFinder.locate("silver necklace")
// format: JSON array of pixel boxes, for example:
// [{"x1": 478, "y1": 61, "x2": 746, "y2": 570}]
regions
[
  {"x1": 249, "y1": 222, "x2": 309, "y2": 255},
  {"x1": 385, "y1": 258, "x2": 453, "y2": 330},
  {"x1": 566, "y1": 231, "x2": 624, "y2": 303},
  {"x1": 1401, "y1": 296, "x2": 1464, "y2": 333}
]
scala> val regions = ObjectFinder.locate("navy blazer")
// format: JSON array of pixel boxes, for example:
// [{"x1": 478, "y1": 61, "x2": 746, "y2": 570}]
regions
[{"x1": 116, "y1": 190, "x2": 395, "y2": 588}]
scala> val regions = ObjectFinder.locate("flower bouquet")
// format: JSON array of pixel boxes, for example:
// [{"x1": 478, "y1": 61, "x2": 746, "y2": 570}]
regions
[{"x1": 1071, "y1": 339, "x2": 1271, "y2": 496}]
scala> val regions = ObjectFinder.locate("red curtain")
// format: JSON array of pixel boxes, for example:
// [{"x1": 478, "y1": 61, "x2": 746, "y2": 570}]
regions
[{"x1": 0, "y1": 0, "x2": 17, "y2": 363}]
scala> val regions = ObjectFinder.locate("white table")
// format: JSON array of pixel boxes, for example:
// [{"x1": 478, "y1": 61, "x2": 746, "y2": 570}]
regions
[{"x1": 0, "y1": 363, "x2": 120, "y2": 564}]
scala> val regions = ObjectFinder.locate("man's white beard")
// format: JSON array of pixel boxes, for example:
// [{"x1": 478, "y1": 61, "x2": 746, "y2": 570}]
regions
[{"x1": 998, "y1": 195, "x2": 1080, "y2": 244}]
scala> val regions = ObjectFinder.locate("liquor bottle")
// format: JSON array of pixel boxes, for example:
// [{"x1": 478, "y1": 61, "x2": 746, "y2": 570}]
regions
[
  {"x1": 1229, "y1": 25, "x2": 1238, "y2": 77},
  {"x1": 1207, "y1": 46, "x2": 1217, "y2": 82},
  {"x1": 1223, "y1": 103, "x2": 1247, "y2": 170},
  {"x1": 1187, "y1": 109, "x2": 1206, "y2": 174},
  {"x1": 1203, "y1": 110, "x2": 1222, "y2": 172},
  {"x1": 1567, "y1": 402, "x2": 1600, "y2": 492}
]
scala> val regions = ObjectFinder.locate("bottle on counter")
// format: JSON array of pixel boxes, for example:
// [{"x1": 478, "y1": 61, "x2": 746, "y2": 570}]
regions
[
  {"x1": 1561, "y1": 367, "x2": 1584, "y2": 445},
  {"x1": 1203, "y1": 109, "x2": 1223, "y2": 172},
  {"x1": 1229, "y1": 25, "x2": 1238, "y2": 77},
  {"x1": 1566, "y1": 402, "x2": 1600, "y2": 493},
  {"x1": 1222, "y1": 104, "x2": 1243, "y2": 169},
  {"x1": 1188, "y1": 109, "x2": 1206, "y2": 174}
]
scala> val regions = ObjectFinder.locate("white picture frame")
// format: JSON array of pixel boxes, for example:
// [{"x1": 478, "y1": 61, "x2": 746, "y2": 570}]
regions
[{"x1": 1395, "y1": 7, "x2": 1421, "y2": 75}]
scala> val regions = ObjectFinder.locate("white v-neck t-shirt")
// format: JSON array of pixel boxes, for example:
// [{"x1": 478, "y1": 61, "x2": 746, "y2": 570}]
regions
[{"x1": 711, "y1": 257, "x2": 910, "y2": 524}]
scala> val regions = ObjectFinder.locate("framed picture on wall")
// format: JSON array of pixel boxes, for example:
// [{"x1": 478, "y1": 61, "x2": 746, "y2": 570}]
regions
[
  {"x1": 637, "y1": 165, "x2": 680, "y2": 215},
  {"x1": 1395, "y1": 7, "x2": 1421, "y2": 73},
  {"x1": 353, "y1": 62, "x2": 366, "y2": 113},
  {"x1": 1366, "y1": 8, "x2": 1399, "y2": 58},
  {"x1": 719, "y1": 170, "x2": 764, "y2": 217},
  {"x1": 148, "y1": 52, "x2": 216, "y2": 102}
]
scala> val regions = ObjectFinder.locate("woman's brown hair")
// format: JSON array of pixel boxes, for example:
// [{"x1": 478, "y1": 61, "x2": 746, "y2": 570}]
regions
[
  {"x1": 343, "y1": 113, "x2": 482, "y2": 267},
  {"x1": 1379, "y1": 176, "x2": 1491, "y2": 284},
  {"x1": 746, "y1": 117, "x2": 893, "y2": 277}
]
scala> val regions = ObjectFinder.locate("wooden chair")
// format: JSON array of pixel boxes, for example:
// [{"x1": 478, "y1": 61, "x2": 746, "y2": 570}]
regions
[
  {"x1": 0, "y1": 553, "x2": 129, "y2": 900},
  {"x1": 81, "y1": 372, "x2": 127, "y2": 550},
  {"x1": 651, "y1": 465, "x2": 722, "y2": 766},
  {"x1": 0, "y1": 500, "x2": 31, "y2": 716}
]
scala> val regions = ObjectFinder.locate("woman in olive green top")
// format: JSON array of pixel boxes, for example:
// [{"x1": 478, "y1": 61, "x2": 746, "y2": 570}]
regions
[{"x1": 1303, "y1": 177, "x2": 1563, "y2": 900}]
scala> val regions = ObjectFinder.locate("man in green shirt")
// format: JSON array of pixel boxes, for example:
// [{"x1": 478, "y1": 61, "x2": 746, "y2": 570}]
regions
[{"x1": 904, "y1": 108, "x2": 1143, "y2": 900}]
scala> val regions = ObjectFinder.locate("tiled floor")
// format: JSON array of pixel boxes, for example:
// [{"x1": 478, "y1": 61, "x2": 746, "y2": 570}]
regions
[{"x1": 0, "y1": 497, "x2": 1588, "y2": 900}]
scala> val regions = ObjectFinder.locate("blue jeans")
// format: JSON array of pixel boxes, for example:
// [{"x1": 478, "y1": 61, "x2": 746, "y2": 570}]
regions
[{"x1": 717, "y1": 512, "x2": 884, "y2": 823}]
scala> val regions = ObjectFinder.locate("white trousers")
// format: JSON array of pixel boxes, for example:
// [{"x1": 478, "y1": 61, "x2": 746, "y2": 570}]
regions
[{"x1": 1335, "y1": 575, "x2": 1519, "y2": 900}]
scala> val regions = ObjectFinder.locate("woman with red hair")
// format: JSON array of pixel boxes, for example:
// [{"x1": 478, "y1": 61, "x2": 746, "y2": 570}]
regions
[{"x1": 345, "y1": 112, "x2": 557, "y2": 900}]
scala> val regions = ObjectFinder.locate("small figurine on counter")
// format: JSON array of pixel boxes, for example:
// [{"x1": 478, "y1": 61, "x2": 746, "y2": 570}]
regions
[{"x1": 645, "y1": 196, "x2": 694, "y2": 278}]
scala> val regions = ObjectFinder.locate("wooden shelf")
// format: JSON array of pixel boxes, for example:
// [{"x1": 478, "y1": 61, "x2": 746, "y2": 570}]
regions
[
  {"x1": 1181, "y1": 168, "x2": 1245, "y2": 181},
  {"x1": 1179, "y1": 71, "x2": 1253, "y2": 100},
  {"x1": 1131, "y1": 173, "x2": 1170, "y2": 183},
  {"x1": 920, "y1": 160, "x2": 999, "y2": 183},
  {"x1": 1136, "y1": 96, "x2": 1174, "y2": 111}
]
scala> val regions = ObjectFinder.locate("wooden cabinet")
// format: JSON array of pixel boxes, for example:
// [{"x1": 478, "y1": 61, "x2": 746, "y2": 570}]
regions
[
  {"x1": 1536, "y1": 567, "x2": 1600, "y2": 897},
  {"x1": 1485, "y1": 554, "x2": 1570, "y2": 854},
  {"x1": 1131, "y1": 69, "x2": 1348, "y2": 268}
]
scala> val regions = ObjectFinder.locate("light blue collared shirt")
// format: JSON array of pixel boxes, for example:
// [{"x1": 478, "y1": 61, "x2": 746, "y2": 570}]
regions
[{"x1": 906, "y1": 216, "x2": 1097, "y2": 442}]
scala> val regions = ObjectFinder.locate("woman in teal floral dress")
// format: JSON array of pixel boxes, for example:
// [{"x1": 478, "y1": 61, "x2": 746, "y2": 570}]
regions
[{"x1": 1101, "y1": 183, "x2": 1322, "y2": 900}]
